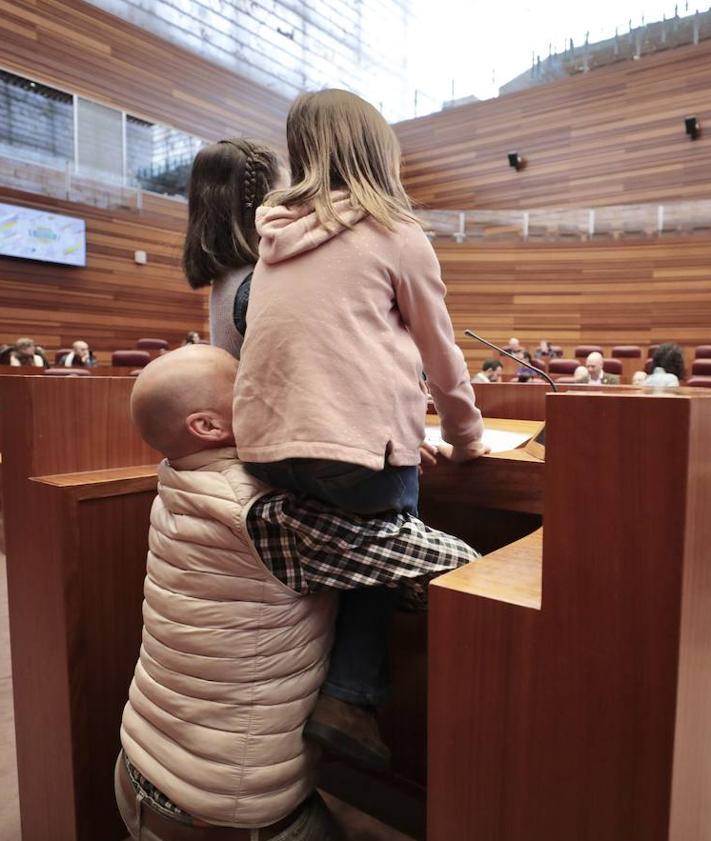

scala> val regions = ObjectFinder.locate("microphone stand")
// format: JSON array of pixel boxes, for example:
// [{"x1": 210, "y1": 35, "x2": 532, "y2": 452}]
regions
[{"x1": 464, "y1": 329, "x2": 558, "y2": 392}]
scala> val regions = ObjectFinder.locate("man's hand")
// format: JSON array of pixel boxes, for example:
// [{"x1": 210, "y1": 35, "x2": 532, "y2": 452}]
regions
[{"x1": 439, "y1": 440, "x2": 490, "y2": 463}]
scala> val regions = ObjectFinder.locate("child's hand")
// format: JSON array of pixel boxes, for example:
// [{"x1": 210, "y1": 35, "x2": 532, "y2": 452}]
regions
[
  {"x1": 418, "y1": 441, "x2": 439, "y2": 475},
  {"x1": 442, "y1": 440, "x2": 490, "y2": 462}
]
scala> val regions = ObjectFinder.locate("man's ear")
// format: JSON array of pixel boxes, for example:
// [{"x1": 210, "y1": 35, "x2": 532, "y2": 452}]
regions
[{"x1": 185, "y1": 411, "x2": 233, "y2": 445}]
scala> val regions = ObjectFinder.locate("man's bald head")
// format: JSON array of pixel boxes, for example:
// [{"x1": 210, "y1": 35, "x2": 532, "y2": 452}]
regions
[
  {"x1": 586, "y1": 351, "x2": 603, "y2": 380},
  {"x1": 131, "y1": 344, "x2": 238, "y2": 459}
]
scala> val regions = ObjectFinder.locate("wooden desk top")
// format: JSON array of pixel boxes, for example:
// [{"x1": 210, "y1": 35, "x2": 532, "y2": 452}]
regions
[
  {"x1": 33, "y1": 464, "x2": 158, "y2": 487},
  {"x1": 431, "y1": 528, "x2": 542, "y2": 610}
]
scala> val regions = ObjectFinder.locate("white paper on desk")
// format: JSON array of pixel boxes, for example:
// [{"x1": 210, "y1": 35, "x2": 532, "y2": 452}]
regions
[{"x1": 424, "y1": 425, "x2": 532, "y2": 453}]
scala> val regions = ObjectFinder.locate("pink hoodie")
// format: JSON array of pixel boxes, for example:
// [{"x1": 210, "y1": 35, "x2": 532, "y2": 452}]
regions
[{"x1": 233, "y1": 194, "x2": 484, "y2": 471}]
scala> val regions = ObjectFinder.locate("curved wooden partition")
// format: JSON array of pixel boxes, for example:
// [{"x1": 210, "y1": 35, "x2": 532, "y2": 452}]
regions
[{"x1": 428, "y1": 389, "x2": 711, "y2": 841}]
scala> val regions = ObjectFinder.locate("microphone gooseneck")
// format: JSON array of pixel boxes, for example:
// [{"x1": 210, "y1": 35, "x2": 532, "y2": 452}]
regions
[{"x1": 464, "y1": 329, "x2": 558, "y2": 392}]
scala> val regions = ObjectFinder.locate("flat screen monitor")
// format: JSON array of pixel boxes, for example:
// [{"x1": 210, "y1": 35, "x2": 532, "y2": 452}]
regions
[{"x1": 0, "y1": 202, "x2": 86, "y2": 267}]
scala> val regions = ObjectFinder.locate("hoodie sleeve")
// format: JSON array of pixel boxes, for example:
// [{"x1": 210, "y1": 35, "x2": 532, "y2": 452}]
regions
[
  {"x1": 256, "y1": 200, "x2": 365, "y2": 264},
  {"x1": 393, "y1": 224, "x2": 484, "y2": 448}
]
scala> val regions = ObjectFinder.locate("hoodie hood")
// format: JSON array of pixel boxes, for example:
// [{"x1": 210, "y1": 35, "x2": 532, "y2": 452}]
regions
[{"x1": 256, "y1": 191, "x2": 365, "y2": 265}]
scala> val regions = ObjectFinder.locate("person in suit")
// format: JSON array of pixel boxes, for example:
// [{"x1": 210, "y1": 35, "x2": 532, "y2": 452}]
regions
[
  {"x1": 9, "y1": 338, "x2": 47, "y2": 367},
  {"x1": 584, "y1": 351, "x2": 620, "y2": 385},
  {"x1": 60, "y1": 340, "x2": 97, "y2": 367}
]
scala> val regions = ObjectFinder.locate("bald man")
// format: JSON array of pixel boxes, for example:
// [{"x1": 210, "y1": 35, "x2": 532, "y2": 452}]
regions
[
  {"x1": 117, "y1": 345, "x2": 476, "y2": 841},
  {"x1": 61, "y1": 340, "x2": 97, "y2": 368},
  {"x1": 130, "y1": 343, "x2": 237, "y2": 458},
  {"x1": 585, "y1": 351, "x2": 620, "y2": 385}
]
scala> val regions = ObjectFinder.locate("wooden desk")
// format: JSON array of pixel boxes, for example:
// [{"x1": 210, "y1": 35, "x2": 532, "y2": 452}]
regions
[
  {"x1": 0, "y1": 375, "x2": 159, "y2": 841},
  {"x1": 428, "y1": 389, "x2": 711, "y2": 841},
  {"x1": 0, "y1": 374, "x2": 544, "y2": 841}
]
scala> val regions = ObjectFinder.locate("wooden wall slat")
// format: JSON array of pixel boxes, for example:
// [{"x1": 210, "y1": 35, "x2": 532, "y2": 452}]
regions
[
  {"x1": 396, "y1": 40, "x2": 711, "y2": 210},
  {"x1": 0, "y1": 187, "x2": 206, "y2": 360},
  {"x1": 436, "y1": 237, "x2": 711, "y2": 375}
]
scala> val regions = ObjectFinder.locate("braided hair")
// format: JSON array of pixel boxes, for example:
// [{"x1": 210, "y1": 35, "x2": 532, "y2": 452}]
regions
[{"x1": 183, "y1": 138, "x2": 281, "y2": 289}]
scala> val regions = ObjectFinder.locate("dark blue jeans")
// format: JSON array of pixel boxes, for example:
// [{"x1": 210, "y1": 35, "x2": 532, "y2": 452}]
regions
[{"x1": 245, "y1": 458, "x2": 419, "y2": 706}]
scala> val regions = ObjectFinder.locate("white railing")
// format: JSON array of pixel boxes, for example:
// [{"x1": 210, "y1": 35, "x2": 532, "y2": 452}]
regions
[
  {"x1": 0, "y1": 153, "x2": 187, "y2": 212},
  {"x1": 2, "y1": 152, "x2": 711, "y2": 243},
  {"x1": 417, "y1": 201, "x2": 711, "y2": 242}
]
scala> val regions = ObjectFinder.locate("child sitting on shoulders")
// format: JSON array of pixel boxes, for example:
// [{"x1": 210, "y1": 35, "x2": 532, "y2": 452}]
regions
[{"x1": 233, "y1": 89, "x2": 488, "y2": 766}]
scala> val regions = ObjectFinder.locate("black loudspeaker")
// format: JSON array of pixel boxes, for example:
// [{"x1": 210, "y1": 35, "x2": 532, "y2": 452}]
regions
[
  {"x1": 507, "y1": 152, "x2": 524, "y2": 171},
  {"x1": 685, "y1": 116, "x2": 700, "y2": 140}
]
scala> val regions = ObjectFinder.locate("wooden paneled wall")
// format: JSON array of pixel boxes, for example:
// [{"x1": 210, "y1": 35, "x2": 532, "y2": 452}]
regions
[
  {"x1": 0, "y1": 187, "x2": 205, "y2": 360},
  {"x1": 0, "y1": 0, "x2": 289, "y2": 150},
  {"x1": 396, "y1": 39, "x2": 711, "y2": 210},
  {"x1": 437, "y1": 237, "x2": 711, "y2": 374}
]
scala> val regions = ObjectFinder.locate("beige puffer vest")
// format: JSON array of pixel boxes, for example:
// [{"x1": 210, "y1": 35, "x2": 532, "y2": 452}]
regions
[{"x1": 120, "y1": 448, "x2": 336, "y2": 828}]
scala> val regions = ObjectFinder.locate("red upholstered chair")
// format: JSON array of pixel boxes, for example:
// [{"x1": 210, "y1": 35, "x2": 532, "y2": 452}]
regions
[
  {"x1": 136, "y1": 338, "x2": 170, "y2": 350},
  {"x1": 603, "y1": 359, "x2": 623, "y2": 375},
  {"x1": 647, "y1": 345, "x2": 660, "y2": 358},
  {"x1": 54, "y1": 348, "x2": 72, "y2": 365},
  {"x1": 686, "y1": 376, "x2": 711, "y2": 388},
  {"x1": 44, "y1": 367, "x2": 91, "y2": 376},
  {"x1": 574, "y1": 345, "x2": 603, "y2": 359},
  {"x1": 611, "y1": 346, "x2": 641, "y2": 359},
  {"x1": 549, "y1": 345, "x2": 563, "y2": 357},
  {"x1": 694, "y1": 345, "x2": 711, "y2": 359},
  {"x1": 548, "y1": 359, "x2": 580, "y2": 377},
  {"x1": 112, "y1": 350, "x2": 151, "y2": 368},
  {"x1": 691, "y1": 359, "x2": 711, "y2": 376}
]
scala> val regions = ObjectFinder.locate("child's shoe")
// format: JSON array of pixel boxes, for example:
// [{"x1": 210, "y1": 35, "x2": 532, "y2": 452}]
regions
[{"x1": 304, "y1": 693, "x2": 391, "y2": 771}]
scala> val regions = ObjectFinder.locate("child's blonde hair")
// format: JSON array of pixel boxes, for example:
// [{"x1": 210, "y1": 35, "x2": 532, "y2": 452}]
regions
[{"x1": 266, "y1": 89, "x2": 418, "y2": 231}]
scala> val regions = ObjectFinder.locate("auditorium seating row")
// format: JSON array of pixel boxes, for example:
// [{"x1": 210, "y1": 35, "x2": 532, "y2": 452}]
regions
[{"x1": 556, "y1": 344, "x2": 711, "y2": 360}]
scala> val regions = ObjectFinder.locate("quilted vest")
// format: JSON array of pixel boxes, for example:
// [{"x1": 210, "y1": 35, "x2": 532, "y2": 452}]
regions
[{"x1": 120, "y1": 448, "x2": 336, "y2": 828}]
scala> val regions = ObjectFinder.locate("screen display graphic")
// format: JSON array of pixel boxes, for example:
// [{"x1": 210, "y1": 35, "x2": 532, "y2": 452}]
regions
[{"x1": 0, "y1": 203, "x2": 86, "y2": 267}]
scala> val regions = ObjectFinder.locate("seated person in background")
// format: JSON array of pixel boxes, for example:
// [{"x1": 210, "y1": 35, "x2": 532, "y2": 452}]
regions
[
  {"x1": 584, "y1": 351, "x2": 620, "y2": 385},
  {"x1": 644, "y1": 342, "x2": 684, "y2": 387},
  {"x1": 472, "y1": 358, "x2": 503, "y2": 383},
  {"x1": 503, "y1": 336, "x2": 526, "y2": 358},
  {"x1": 515, "y1": 351, "x2": 540, "y2": 382},
  {"x1": 9, "y1": 337, "x2": 46, "y2": 367},
  {"x1": 182, "y1": 330, "x2": 201, "y2": 345},
  {"x1": 534, "y1": 339, "x2": 554, "y2": 359},
  {"x1": 574, "y1": 365, "x2": 589, "y2": 383},
  {"x1": 117, "y1": 344, "x2": 477, "y2": 841},
  {"x1": 60, "y1": 340, "x2": 97, "y2": 368},
  {"x1": 632, "y1": 370, "x2": 648, "y2": 386}
]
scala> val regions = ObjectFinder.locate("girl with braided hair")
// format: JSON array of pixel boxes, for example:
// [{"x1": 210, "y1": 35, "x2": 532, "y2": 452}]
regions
[{"x1": 183, "y1": 137, "x2": 285, "y2": 358}]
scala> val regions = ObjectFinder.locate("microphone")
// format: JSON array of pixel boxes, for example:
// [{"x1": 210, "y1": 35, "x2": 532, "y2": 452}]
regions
[{"x1": 464, "y1": 329, "x2": 558, "y2": 392}]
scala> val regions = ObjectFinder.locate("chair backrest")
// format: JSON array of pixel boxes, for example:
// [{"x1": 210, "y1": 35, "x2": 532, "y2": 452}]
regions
[
  {"x1": 548, "y1": 358, "x2": 580, "y2": 375},
  {"x1": 54, "y1": 348, "x2": 72, "y2": 365},
  {"x1": 691, "y1": 359, "x2": 711, "y2": 376},
  {"x1": 603, "y1": 359, "x2": 623, "y2": 375},
  {"x1": 44, "y1": 367, "x2": 92, "y2": 377},
  {"x1": 686, "y1": 376, "x2": 711, "y2": 388},
  {"x1": 611, "y1": 345, "x2": 641, "y2": 359},
  {"x1": 549, "y1": 345, "x2": 563, "y2": 357},
  {"x1": 135, "y1": 338, "x2": 170, "y2": 350},
  {"x1": 574, "y1": 345, "x2": 603, "y2": 359},
  {"x1": 694, "y1": 345, "x2": 711, "y2": 359},
  {"x1": 647, "y1": 345, "x2": 660, "y2": 358},
  {"x1": 112, "y1": 350, "x2": 151, "y2": 368}
]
